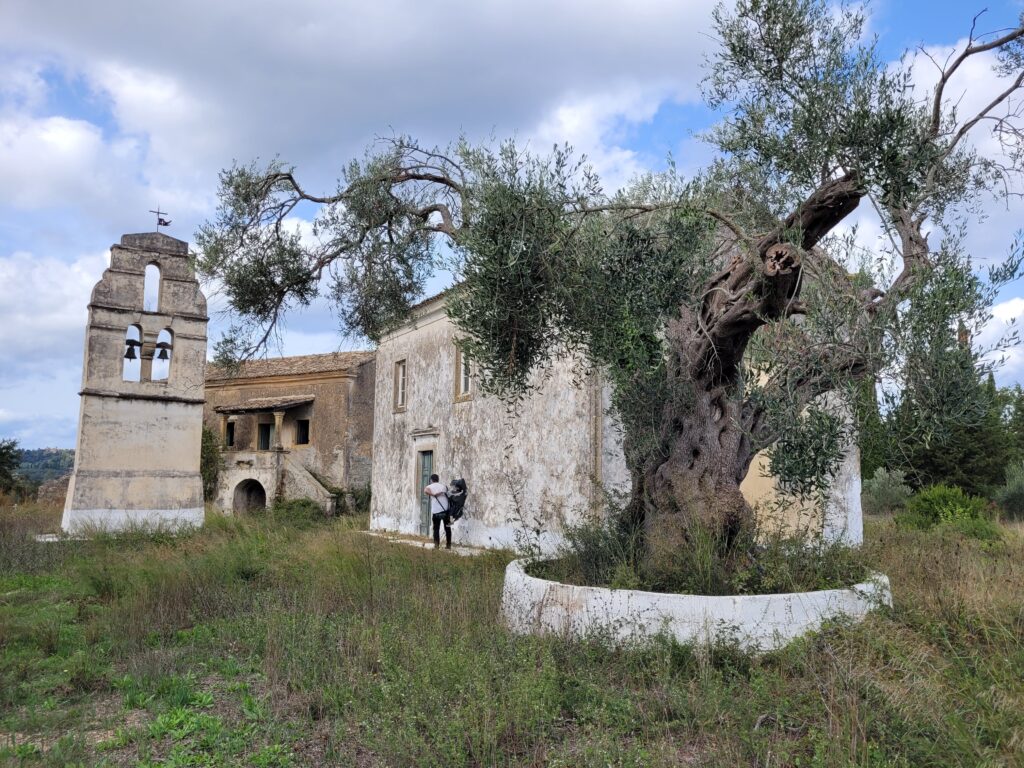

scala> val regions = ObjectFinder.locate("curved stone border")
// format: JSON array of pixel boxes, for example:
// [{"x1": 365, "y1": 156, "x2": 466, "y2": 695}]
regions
[{"x1": 501, "y1": 558, "x2": 892, "y2": 652}]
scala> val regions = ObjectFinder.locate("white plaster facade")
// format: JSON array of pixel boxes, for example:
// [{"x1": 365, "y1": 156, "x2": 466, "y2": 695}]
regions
[
  {"x1": 371, "y1": 293, "x2": 864, "y2": 551},
  {"x1": 370, "y1": 294, "x2": 629, "y2": 552},
  {"x1": 62, "y1": 233, "x2": 207, "y2": 534}
]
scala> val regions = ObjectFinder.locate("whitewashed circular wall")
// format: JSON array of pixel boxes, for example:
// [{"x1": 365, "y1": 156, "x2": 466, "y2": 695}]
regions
[{"x1": 501, "y1": 558, "x2": 891, "y2": 652}]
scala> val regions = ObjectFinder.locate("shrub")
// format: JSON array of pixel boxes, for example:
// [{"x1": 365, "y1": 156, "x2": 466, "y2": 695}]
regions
[
  {"x1": 529, "y1": 511, "x2": 868, "y2": 596},
  {"x1": 861, "y1": 467, "x2": 912, "y2": 515},
  {"x1": 265, "y1": 498, "x2": 324, "y2": 529},
  {"x1": 903, "y1": 484, "x2": 991, "y2": 525},
  {"x1": 347, "y1": 484, "x2": 372, "y2": 516},
  {"x1": 896, "y1": 484, "x2": 999, "y2": 541},
  {"x1": 940, "y1": 515, "x2": 1002, "y2": 541},
  {"x1": 200, "y1": 426, "x2": 222, "y2": 502},
  {"x1": 993, "y1": 461, "x2": 1024, "y2": 520}
]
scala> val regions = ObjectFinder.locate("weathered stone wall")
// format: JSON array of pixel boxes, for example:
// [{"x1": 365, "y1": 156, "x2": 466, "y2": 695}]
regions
[
  {"x1": 63, "y1": 233, "x2": 207, "y2": 533},
  {"x1": 371, "y1": 295, "x2": 862, "y2": 551},
  {"x1": 203, "y1": 357, "x2": 375, "y2": 513},
  {"x1": 346, "y1": 359, "x2": 376, "y2": 488},
  {"x1": 739, "y1": 397, "x2": 863, "y2": 545},
  {"x1": 370, "y1": 298, "x2": 621, "y2": 551},
  {"x1": 213, "y1": 450, "x2": 282, "y2": 511}
]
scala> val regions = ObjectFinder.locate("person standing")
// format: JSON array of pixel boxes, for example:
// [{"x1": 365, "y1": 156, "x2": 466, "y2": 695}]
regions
[{"x1": 423, "y1": 473, "x2": 451, "y2": 549}]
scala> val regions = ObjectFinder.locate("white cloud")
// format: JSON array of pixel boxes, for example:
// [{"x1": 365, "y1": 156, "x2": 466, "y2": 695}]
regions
[
  {"x1": 0, "y1": 249, "x2": 106, "y2": 378},
  {"x1": 0, "y1": 115, "x2": 134, "y2": 209},
  {"x1": 0, "y1": 1, "x2": 718, "y2": 192},
  {"x1": 529, "y1": 85, "x2": 670, "y2": 192},
  {"x1": 898, "y1": 38, "x2": 1024, "y2": 263},
  {"x1": 977, "y1": 297, "x2": 1024, "y2": 386},
  {"x1": 0, "y1": 57, "x2": 47, "y2": 113}
]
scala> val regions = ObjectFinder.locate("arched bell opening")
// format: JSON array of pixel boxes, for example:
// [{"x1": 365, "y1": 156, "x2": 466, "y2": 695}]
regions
[
  {"x1": 122, "y1": 324, "x2": 142, "y2": 382},
  {"x1": 151, "y1": 328, "x2": 173, "y2": 381}
]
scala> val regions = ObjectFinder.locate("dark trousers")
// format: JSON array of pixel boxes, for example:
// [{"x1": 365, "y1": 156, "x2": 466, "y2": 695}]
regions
[{"x1": 432, "y1": 512, "x2": 451, "y2": 548}]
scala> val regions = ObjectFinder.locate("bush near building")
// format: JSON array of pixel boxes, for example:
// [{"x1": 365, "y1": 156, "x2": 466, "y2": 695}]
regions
[
  {"x1": 861, "y1": 467, "x2": 913, "y2": 516},
  {"x1": 896, "y1": 484, "x2": 1001, "y2": 540}
]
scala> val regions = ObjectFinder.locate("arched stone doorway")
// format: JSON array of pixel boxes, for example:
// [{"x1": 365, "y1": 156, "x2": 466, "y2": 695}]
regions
[{"x1": 233, "y1": 479, "x2": 266, "y2": 513}]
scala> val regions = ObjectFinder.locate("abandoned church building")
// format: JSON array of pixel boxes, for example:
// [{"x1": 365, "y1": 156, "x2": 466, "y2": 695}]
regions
[
  {"x1": 367, "y1": 293, "x2": 863, "y2": 552},
  {"x1": 63, "y1": 232, "x2": 208, "y2": 534},
  {"x1": 63, "y1": 235, "x2": 861, "y2": 546},
  {"x1": 203, "y1": 352, "x2": 375, "y2": 514}
]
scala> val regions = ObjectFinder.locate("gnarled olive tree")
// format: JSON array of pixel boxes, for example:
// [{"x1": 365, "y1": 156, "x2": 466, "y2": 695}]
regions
[{"x1": 197, "y1": 1, "x2": 1024, "y2": 569}]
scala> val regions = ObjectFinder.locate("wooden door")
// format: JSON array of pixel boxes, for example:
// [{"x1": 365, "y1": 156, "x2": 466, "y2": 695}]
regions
[{"x1": 418, "y1": 450, "x2": 433, "y2": 536}]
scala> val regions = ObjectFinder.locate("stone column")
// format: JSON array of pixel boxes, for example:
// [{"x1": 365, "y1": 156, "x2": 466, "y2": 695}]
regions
[
  {"x1": 273, "y1": 410, "x2": 285, "y2": 450},
  {"x1": 140, "y1": 335, "x2": 155, "y2": 382},
  {"x1": 219, "y1": 414, "x2": 228, "y2": 444}
]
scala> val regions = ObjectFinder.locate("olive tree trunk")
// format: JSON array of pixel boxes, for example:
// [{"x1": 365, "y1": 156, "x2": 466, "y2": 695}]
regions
[{"x1": 630, "y1": 174, "x2": 864, "y2": 569}]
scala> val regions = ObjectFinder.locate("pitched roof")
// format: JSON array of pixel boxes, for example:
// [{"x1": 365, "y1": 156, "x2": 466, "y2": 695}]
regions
[
  {"x1": 408, "y1": 286, "x2": 456, "y2": 312},
  {"x1": 214, "y1": 395, "x2": 314, "y2": 413},
  {"x1": 205, "y1": 350, "x2": 373, "y2": 382}
]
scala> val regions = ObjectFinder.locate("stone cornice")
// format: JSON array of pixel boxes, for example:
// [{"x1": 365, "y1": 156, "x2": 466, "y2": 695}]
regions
[
  {"x1": 80, "y1": 388, "x2": 205, "y2": 405},
  {"x1": 204, "y1": 370, "x2": 358, "y2": 389}
]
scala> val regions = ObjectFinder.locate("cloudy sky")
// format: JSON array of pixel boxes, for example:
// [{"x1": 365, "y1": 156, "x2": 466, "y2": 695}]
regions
[{"x1": 1, "y1": 0, "x2": 1023, "y2": 448}]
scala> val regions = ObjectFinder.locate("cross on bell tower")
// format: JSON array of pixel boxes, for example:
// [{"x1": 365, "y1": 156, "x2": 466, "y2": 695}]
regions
[{"x1": 149, "y1": 207, "x2": 172, "y2": 231}]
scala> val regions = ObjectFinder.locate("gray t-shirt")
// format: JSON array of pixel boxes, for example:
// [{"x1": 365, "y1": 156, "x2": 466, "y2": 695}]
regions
[{"x1": 425, "y1": 482, "x2": 449, "y2": 514}]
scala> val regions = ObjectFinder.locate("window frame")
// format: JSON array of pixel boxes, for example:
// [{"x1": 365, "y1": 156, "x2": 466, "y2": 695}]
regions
[
  {"x1": 257, "y1": 423, "x2": 273, "y2": 451},
  {"x1": 394, "y1": 359, "x2": 408, "y2": 411},
  {"x1": 225, "y1": 421, "x2": 235, "y2": 448},
  {"x1": 453, "y1": 344, "x2": 473, "y2": 402},
  {"x1": 295, "y1": 418, "x2": 310, "y2": 445}
]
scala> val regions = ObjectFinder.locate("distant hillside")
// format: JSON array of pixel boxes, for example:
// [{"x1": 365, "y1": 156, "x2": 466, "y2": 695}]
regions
[{"x1": 18, "y1": 448, "x2": 75, "y2": 484}]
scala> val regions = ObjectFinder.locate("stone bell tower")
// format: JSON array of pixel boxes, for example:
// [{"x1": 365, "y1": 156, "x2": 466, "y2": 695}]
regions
[{"x1": 62, "y1": 232, "x2": 208, "y2": 533}]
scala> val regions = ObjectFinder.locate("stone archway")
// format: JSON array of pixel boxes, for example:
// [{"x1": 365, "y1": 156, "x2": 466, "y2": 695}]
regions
[{"x1": 233, "y1": 479, "x2": 266, "y2": 513}]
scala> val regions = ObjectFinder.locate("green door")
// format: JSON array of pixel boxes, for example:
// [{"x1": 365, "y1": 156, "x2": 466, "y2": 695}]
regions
[{"x1": 418, "y1": 450, "x2": 433, "y2": 536}]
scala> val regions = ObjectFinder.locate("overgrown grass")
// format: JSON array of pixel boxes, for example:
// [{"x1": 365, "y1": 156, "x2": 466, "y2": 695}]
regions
[
  {"x1": 530, "y1": 514, "x2": 870, "y2": 595},
  {"x1": 1, "y1": 503, "x2": 1022, "y2": 766}
]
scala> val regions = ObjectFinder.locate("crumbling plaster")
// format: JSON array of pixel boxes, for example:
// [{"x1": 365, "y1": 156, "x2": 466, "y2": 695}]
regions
[
  {"x1": 203, "y1": 357, "x2": 375, "y2": 513},
  {"x1": 371, "y1": 294, "x2": 862, "y2": 551},
  {"x1": 370, "y1": 296, "x2": 629, "y2": 552}
]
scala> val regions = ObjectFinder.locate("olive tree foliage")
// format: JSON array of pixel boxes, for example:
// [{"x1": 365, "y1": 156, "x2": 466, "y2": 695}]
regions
[{"x1": 197, "y1": 0, "x2": 1024, "y2": 561}]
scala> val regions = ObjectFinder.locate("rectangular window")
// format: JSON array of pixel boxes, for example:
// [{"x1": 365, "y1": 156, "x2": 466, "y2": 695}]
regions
[
  {"x1": 454, "y1": 345, "x2": 472, "y2": 400},
  {"x1": 295, "y1": 419, "x2": 310, "y2": 445},
  {"x1": 394, "y1": 359, "x2": 407, "y2": 410},
  {"x1": 225, "y1": 421, "x2": 235, "y2": 448},
  {"x1": 258, "y1": 423, "x2": 272, "y2": 451}
]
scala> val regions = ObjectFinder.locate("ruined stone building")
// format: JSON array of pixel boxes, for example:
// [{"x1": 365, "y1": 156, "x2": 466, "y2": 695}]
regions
[
  {"x1": 63, "y1": 235, "x2": 858, "y2": 545},
  {"x1": 62, "y1": 233, "x2": 208, "y2": 533},
  {"x1": 369, "y1": 292, "x2": 631, "y2": 551},
  {"x1": 203, "y1": 352, "x2": 375, "y2": 513},
  {"x1": 369, "y1": 293, "x2": 863, "y2": 552}
]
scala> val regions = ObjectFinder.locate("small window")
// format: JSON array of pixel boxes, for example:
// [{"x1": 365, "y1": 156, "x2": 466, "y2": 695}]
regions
[
  {"x1": 295, "y1": 419, "x2": 310, "y2": 445},
  {"x1": 394, "y1": 359, "x2": 407, "y2": 410},
  {"x1": 455, "y1": 345, "x2": 472, "y2": 400},
  {"x1": 258, "y1": 423, "x2": 273, "y2": 451},
  {"x1": 225, "y1": 421, "x2": 235, "y2": 448}
]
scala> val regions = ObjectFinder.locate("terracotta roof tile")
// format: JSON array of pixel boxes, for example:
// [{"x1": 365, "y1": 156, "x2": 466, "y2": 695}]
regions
[{"x1": 206, "y1": 350, "x2": 373, "y2": 382}]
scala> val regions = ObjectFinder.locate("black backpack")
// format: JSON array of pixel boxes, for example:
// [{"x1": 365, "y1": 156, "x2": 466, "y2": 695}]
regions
[{"x1": 447, "y1": 478, "x2": 468, "y2": 521}]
